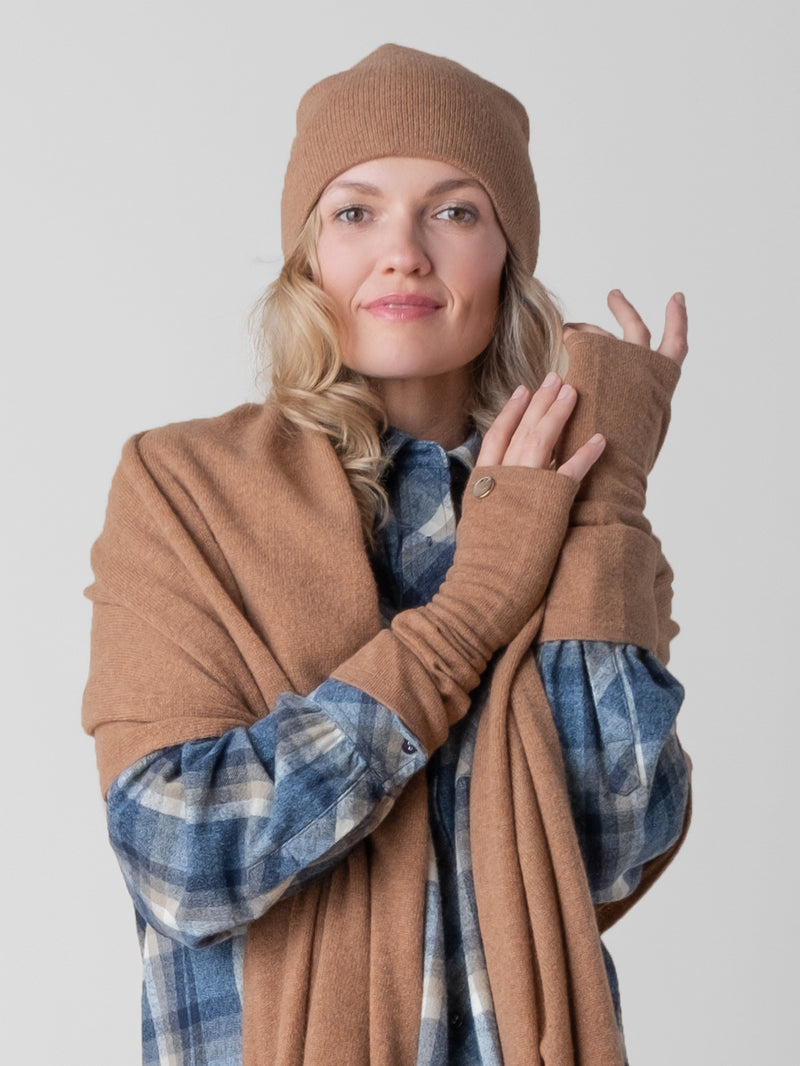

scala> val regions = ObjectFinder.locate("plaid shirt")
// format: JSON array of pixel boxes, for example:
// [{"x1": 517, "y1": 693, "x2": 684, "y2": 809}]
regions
[{"x1": 106, "y1": 429, "x2": 690, "y2": 1065}]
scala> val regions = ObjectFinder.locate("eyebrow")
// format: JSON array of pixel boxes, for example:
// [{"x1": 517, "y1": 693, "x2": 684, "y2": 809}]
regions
[{"x1": 323, "y1": 177, "x2": 486, "y2": 198}]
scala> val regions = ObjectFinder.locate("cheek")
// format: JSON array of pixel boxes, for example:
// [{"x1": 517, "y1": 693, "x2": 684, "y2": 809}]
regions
[
  {"x1": 464, "y1": 265, "x2": 504, "y2": 353},
  {"x1": 315, "y1": 228, "x2": 378, "y2": 311},
  {"x1": 314, "y1": 243, "x2": 335, "y2": 297},
  {"x1": 453, "y1": 237, "x2": 505, "y2": 321},
  {"x1": 466, "y1": 263, "x2": 504, "y2": 322},
  {"x1": 315, "y1": 237, "x2": 353, "y2": 308}
]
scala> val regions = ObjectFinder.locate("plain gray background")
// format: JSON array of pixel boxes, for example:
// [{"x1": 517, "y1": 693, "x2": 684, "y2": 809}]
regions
[{"x1": 2, "y1": 1, "x2": 796, "y2": 1062}]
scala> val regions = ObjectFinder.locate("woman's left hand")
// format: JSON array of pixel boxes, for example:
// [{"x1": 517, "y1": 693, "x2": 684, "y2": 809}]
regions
[{"x1": 562, "y1": 290, "x2": 689, "y2": 367}]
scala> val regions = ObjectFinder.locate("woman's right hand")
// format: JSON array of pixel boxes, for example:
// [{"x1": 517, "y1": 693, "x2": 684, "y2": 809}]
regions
[
  {"x1": 476, "y1": 373, "x2": 606, "y2": 483},
  {"x1": 407, "y1": 377, "x2": 596, "y2": 670},
  {"x1": 338, "y1": 376, "x2": 596, "y2": 745}
]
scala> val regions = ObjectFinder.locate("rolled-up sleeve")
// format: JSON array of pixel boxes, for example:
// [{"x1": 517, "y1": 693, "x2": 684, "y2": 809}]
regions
[
  {"x1": 535, "y1": 640, "x2": 691, "y2": 904},
  {"x1": 106, "y1": 679, "x2": 426, "y2": 948}
]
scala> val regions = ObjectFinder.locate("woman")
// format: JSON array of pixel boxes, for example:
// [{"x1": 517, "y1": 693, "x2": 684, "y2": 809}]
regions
[{"x1": 83, "y1": 44, "x2": 691, "y2": 1066}]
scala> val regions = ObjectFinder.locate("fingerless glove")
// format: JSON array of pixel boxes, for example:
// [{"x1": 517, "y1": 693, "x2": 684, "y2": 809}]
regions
[
  {"x1": 539, "y1": 332, "x2": 681, "y2": 661},
  {"x1": 334, "y1": 465, "x2": 578, "y2": 751}
]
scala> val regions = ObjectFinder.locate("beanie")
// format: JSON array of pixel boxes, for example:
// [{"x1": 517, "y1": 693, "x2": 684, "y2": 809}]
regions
[{"x1": 280, "y1": 44, "x2": 540, "y2": 272}]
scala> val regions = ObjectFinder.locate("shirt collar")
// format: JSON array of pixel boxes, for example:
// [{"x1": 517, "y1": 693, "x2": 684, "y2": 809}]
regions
[{"x1": 381, "y1": 425, "x2": 481, "y2": 473}]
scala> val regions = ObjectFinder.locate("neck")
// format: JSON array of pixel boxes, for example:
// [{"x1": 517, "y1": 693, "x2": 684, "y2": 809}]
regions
[{"x1": 372, "y1": 371, "x2": 472, "y2": 449}]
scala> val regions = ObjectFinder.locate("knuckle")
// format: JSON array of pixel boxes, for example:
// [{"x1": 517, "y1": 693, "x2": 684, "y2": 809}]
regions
[
  {"x1": 520, "y1": 427, "x2": 546, "y2": 450},
  {"x1": 517, "y1": 427, "x2": 552, "y2": 462}
]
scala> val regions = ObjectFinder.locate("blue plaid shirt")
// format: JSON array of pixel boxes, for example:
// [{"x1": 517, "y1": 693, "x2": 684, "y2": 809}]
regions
[{"x1": 106, "y1": 428, "x2": 690, "y2": 1065}]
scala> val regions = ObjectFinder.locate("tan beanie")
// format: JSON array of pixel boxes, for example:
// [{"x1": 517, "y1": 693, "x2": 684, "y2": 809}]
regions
[{"x1": 280, "y1": 44, "x2": 540, "y2": 272}]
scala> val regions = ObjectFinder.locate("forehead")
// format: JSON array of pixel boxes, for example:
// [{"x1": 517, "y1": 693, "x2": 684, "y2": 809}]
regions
[{"x1": 319, "y1": 157, "x2": 490, "y2": 200}]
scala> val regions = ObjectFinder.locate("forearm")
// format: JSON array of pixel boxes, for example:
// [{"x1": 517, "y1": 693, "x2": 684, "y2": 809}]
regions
[
  {"x1": 106, "y1": 679, "x2": 425, "y2": 948},
  {"x1": 540, "y1": 333, "x2": 683, "y2": 662},
  {"x1": 334, "y1": 464, "x2": 578, "y2": 748}
]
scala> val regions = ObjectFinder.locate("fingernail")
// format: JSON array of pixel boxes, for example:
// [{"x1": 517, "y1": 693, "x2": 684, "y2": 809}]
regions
[
  {"x1": 558, "y1": 384, "x2": 573, "y2": 400},
  {"x1": 590, "y1": 433, "x2": 605, "y2": 445},
  {"x1": 610, "y1": 289, "x2": 623, "y2": 297},
  {"x1": 675, "y1": 292, "x2": 686, "y2": 306},
  {"x1": 542, "y1": 372, "x2": 559, "y2": 388},
  {"x1": 511, "y1": 384, "x2": 528, "y2": 399}
]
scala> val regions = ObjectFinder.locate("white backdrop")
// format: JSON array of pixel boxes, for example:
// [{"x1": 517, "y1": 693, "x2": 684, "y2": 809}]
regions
[{"x1": 2, "y1": 1, "x2": 796, "y2": 1062}]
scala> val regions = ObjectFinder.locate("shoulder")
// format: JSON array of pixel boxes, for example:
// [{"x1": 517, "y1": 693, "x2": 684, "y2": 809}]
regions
[
  {"x1": 118, "y1": 398, "x2": 288, "y2": 483},
  {"x1": 111, "y1": 398, "x2": 345, "y2": 519},
  {"x1": 132, "y1": 400, "x2": 271, "y2": 460},
  {"x1": 97, "y1": 399, "x2": 304, "y2": 565}
]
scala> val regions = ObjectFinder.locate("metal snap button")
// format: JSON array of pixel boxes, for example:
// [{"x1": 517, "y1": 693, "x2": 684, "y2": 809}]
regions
[
  {"x1": 472, "y1": 475, "x2": 495, "y2": 499},
  {"x1": 401, "y1": 739, "x2": 417, "y2": 755}
]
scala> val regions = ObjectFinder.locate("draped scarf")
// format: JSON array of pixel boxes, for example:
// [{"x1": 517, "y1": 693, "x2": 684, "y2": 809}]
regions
[{"x1": 83, "y1": 335, "x2": 691, "y2": 1065}]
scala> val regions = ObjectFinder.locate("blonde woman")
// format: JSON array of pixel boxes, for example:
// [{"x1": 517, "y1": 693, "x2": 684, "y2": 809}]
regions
[{"x1": 83, "y1": 44, "x2": 691, "y2": 1066}]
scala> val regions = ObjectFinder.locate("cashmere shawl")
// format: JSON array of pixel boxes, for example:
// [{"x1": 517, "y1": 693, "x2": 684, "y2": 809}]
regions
[{"x1": 83, "y1": 335, "x2": 691, "y2": 1066}]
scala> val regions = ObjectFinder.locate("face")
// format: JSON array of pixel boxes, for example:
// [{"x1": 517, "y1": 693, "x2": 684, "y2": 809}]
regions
[{"x1": 314, "y1": 157, "x2": 507, "y2": 387}]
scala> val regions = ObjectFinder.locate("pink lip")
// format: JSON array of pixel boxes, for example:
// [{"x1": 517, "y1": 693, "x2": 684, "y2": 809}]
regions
[{"x1": 364, "y1": 292, "x2": 443, "y2": 321}]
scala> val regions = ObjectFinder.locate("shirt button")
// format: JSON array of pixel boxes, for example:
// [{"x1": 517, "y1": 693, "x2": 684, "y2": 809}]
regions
[
  {"x1": 401, "y1": 739, "x2": 417, "y2": 755},
  {"x1": 450, "y1": 1012, "x2": 462, "y2": 1029},
  {"x1": 472, "y1": 475, "x2": 495, "y2": 499}
]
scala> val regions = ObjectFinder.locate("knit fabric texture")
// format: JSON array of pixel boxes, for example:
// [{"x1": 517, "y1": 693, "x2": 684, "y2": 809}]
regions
[
  {"x1": 280, "y1": 43, "x2": 540, "y2": 270},
  {"x1": 83, "y1": 335, "x2": 689, "y2": 1065}
]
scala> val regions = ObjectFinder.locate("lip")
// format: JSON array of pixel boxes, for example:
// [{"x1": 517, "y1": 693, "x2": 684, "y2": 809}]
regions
[{"x1": 363, "y1": 292, "x2": 444, "y2": 321}]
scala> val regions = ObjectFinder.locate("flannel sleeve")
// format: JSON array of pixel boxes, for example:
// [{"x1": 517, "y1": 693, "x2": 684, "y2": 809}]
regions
[
  {"x1": 106, "y1": 679, "x2": 426, "y2": 948},
  {"x1": 536, "y1": 640, "x2": 691, "y2": 904}
]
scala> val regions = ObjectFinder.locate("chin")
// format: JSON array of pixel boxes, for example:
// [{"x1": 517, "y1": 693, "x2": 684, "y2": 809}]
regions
[{"x1": 344, "y1": 350, "x2": 478, "y2": 383}]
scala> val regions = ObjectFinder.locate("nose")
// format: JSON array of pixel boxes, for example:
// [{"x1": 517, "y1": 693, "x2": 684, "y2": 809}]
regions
[{"x1": 377, "y1": 214, "x2": 432, "y2": 276}]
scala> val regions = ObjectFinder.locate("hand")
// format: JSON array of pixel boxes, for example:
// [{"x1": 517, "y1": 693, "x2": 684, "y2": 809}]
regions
[
  {"x1": 476, "y1": 372, "x2": 606, "y2": 482},
  {"x1": 562, "y1": 290, "x2": 689, "y2": 367}
]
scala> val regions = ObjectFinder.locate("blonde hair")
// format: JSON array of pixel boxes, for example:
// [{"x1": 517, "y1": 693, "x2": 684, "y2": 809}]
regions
[{"x1": 250, "y1": 207, "x2": 566, "y2": 543}]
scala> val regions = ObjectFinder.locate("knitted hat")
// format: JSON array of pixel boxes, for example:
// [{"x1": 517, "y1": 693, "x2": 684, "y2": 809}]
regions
[{"x1": 280, "y1": 44, "x2": 540, "y2": 272}]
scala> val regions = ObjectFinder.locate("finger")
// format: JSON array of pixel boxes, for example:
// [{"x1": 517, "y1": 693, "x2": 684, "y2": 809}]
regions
[
  {"x1": 607, "y1": 290, "x2": 651, "y2": 348},
  {"x1": 503, "y1": 382, "x2": 577, "y2": 467},
  {"x1": 657, "y1": 292, "x2": 689, "y2": 366},
  {"x1": 475, "y1": 385, "x2": 531, "y2": 466},
  {"x1": 557, "y1": 433, "x2": 606, "y2": 482},
  {"x1": 476, "y1": 373, "x2": 562, "y2": 466}
]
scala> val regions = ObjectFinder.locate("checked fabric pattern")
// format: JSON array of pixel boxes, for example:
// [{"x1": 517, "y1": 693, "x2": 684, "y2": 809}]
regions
[{"x1": 106, "y1": 428, "x2": 690, "y2": 1065}]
